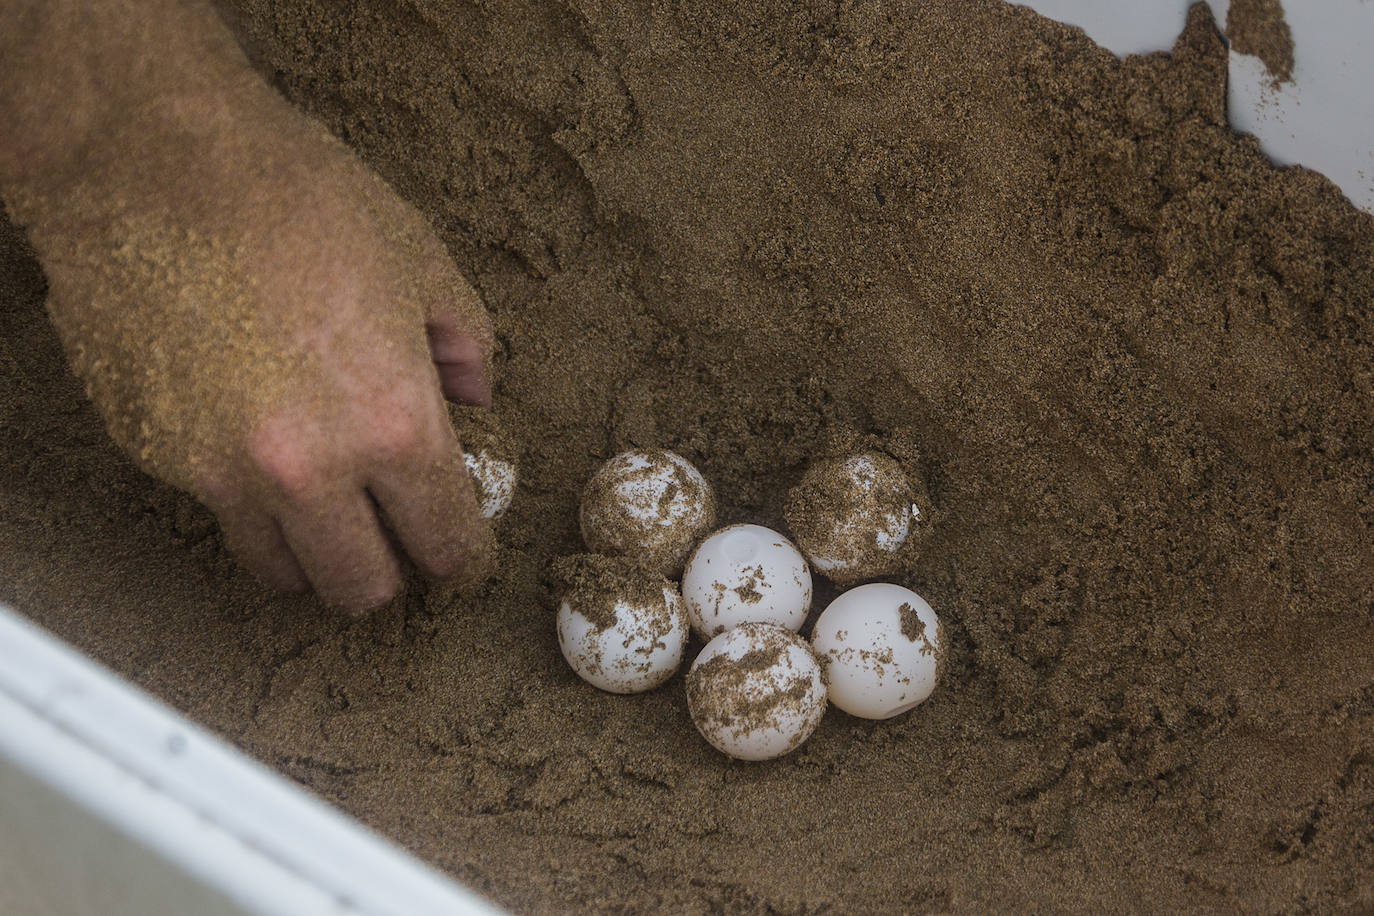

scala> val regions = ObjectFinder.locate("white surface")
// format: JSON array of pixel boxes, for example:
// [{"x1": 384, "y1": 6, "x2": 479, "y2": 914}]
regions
[
  {"x1": 1, "y1": 739, "x2": 249, "y2": 916},
  {"x1": 557, "y1": 586, "x2": 688, "y2": 693},
  {"x1": 682, "y1": 524, "x2": 812, "y2": 639},
  {"x1": 812, "y1": 584, "x2": 941, "y2": 720},
  {"x1": 687, "y1": 624, "x2": 827, "y2": 762},
  {"x1": 465, "y1": 450, "x2": 516, "y2": 519},
  {"x1": 1017, "y1": 0, "x2": 1374, "y2": 212},
  {"x1": 1227, "y1": 2, "x2": 1374, "y2": 213},
  {"x1": 1016, "y1": 0, "x2": 1198, "y2": 56},
  {"x1": 0, "y1": 606, "x2": 503, "y2": 916}
]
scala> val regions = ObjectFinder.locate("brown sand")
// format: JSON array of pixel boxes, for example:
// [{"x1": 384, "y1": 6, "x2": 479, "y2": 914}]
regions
[
  {"x1": 3, "y1": 0, "x2": 1374, "y2": 911},
  {"x1": 1226, "y1": 0, "x2": 1294, "y2": 85}
]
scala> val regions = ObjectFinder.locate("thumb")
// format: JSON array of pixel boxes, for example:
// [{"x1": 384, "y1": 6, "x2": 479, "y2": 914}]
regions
[
  {"x1": 424, "y1": 267, "x2": 495, "y2": 407},
  {"x1": 428, "y1": 309, "x2": 493, "y2": 407}
]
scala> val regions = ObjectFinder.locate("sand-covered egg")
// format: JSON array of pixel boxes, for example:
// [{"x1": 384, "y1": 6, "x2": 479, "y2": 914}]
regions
[
  {"x1": 449, "y1": 405, "x2": 518, "y2": 519},
  {"x1": 811, "y1": 583, "x2": 941, "y2": 719},
  {"x1": 785, "y1": 452, "x2": 921, "y2": 583},
  {"x1": 686, "y1": 623, "x2": 827, "y2": 761},
  {"x1": 465, "y1": 451, "x2": 517, "y2": 519},
  {"x1": 555, "y1": 555, "x2": 689, "y2": 694},
  {"x1": 580, "y1": 449, "x2": 716, "y2": 575},
  {"x1": 681, "y1": 524, "x2": 812, "y2": 639}
]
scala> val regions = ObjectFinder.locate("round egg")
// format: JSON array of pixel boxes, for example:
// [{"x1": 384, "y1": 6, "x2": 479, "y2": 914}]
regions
[
  {"x1": 681, "y1": 524, "x2": 812, "y2": 639},
  {"x1": 784, "y1": 452, "x2": 922, "y2": 583},
  {"x1": 580, "y1": 450, "x2": 716, "y2": 576},
  {"x1": 464, "y1": 450, "x2": 517, "y2": 519},
  {"x1": 449, "y1": 404, "x2": 518, "y2": 520},
  {"x1": 686, "y1": 623, "x2": 827, "y2": 761},
  {"x1": 555, "y1": 555, "x2": 689, "y2": 694},
  {"x1": 811, "y1": 583, "x2": 941, "y2": 719}
]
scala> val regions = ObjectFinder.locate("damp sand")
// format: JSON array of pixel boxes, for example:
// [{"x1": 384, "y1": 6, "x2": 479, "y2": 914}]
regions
[{"x1": 2, "y1": 1, "x2": 1373, "y2": 911}]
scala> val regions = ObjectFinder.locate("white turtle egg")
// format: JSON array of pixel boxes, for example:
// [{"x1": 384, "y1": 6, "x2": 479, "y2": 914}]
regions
[
  {"x1": 556, "y1": 557, "x2": 689, "y2": 694},
  {"x1": 449, "y1": 405, "x2": 518, "y2": 520},
  {"x1": 811, "y1": 583, "x2": 942, "y2": 719},
  {"x1": 785, "y1": 453, "x2": 922, "y2": 583},
  {"x1": 580, "y1": 449, "x2": 716, "y2": 575},
  {"x1": 681, "y1": 524, "x2": 812, "y2": 639},
  {"x1": 464, "y1": 450, "x2": 517, "y2": 519},
  {"x1": 686, "y1": 623, "x2": 827, "y2": 761}
]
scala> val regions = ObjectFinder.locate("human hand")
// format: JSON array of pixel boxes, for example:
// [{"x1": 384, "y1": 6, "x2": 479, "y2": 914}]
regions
[{"x1": 4, "y1": 61, "x2": 494, "y2": 613}]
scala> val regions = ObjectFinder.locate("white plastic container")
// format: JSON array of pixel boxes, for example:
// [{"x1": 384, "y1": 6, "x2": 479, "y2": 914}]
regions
[
  {"x1": 1020, "y1": 0, "x2": 1374, "y2": 212},
  {"x1": 0, "y1": 606, "x2": 503, "y2": 916}
]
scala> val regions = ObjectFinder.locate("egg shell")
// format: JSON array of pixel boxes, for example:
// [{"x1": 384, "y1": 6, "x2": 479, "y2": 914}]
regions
[
  {"x1": 681, "y1": 524, "x2": 812, "y2": 639},
  {"x1": 686, "y1": 623, "x2": 827, "y2": 761},
  {"x1": 579, "y1": 450, "x2": 716, "y2": 576},
  {"x1": 465, "y1": 450, "x2": 517, "y2": 519},
  {"x1": 785, "y1": 453, "x2": 920, "y2": 584},
  {"x1": 811, "y1": 583, "x2": 941, "y2": 719},
  {"x1": 556, "y1": 564, "x2": 688, "y2": 694},
  {"x1": 448, "y1": 405, "x2": 520, "y2": 521}
]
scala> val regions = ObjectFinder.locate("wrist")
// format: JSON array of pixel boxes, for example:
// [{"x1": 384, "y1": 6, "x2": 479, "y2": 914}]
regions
[{"x1": 0, "y1": 1, "x2": 268, "y2": 204}]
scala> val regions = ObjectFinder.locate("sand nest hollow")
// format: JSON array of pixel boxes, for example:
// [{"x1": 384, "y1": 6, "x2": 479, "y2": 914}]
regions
[{"x1": 2, "y1": 0, "x2": 1373, "y2": 912}]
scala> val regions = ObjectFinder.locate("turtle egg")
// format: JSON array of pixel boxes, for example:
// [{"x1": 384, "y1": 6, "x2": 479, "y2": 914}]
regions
[
  {"x1": 465, "y1": 451, "x2": 516, "y2": 519},
  {"x1": 811, "y1": 583, "x2": 941, "y2": 719},
  {"x1": 555, "y1": 555, "x2": 689, "y2": 694},
  {"x1": 785, "y1": 452, "x2": 921, "y2": 583},
  {"x1": 686, "y1": 623, "x2": 827, "y2": 761},
  {"x1": 681, "y1": 524, "x2": 812, "y2": 639},
  {"x1": 449, "y1": 405, "x2": 518, "y2": 520},
  {"x1": 580, "y1": 449, "x2": 716, "y2": 576}
]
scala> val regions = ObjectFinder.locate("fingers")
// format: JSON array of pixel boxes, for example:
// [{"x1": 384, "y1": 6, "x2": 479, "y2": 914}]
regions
[
  {"x1": 419, "y1": 256, "x2": 495, "y2": 407},
  {"x1": 212, "y1": 437, "x2": 477, "y2": 612},
  {"x1": 427, "y1": 313, "x2": 493, "y2": 407},
  {"x1": 367, "y1": 442, "x2": 491, "y2": 588},
  {"x1": 276, "y1": 485, "x2": 405, "y2": 615},
  {"x1": 246, "y1": 417, "x2": 403, "y2": 614},
  {"x1": 215, "y1": 503, "x2": 310, "y2": 593},
  {"x1": 234, "y1": 372, "x2": 493, "y2": 613},
  {"x1": 364, "y1": 386, "x2": 492, "y2": 587}
]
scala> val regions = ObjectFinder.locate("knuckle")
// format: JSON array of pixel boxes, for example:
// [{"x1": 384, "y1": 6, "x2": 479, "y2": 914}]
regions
[
  {"x1": 366, "y1": 400, "x2": 437, "y2": 462},
  {"x1": 373, "y1": 417, "x2": 420, "y2": 458},
  {"x1": 472, "y1": 311, "x2": 495, "y2": 351},
  {"x1": 248, "y1": 423, "x2": 321, "y2": 500},
  {"x1": 421, "y1": 237, "x2": 460, "y2": 278}
]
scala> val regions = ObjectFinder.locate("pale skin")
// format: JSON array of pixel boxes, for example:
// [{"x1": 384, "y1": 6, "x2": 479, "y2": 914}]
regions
[{"x1": 0, "y1": 1, "x2": 495, "y2": 613}]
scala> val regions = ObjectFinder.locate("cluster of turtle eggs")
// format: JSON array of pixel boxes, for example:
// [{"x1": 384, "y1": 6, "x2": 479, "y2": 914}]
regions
[{"x1": 555, "y1": 448, "x2": 943, "y2": 761}]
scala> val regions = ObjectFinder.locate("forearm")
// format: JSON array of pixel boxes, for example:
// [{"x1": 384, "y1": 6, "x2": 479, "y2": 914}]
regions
[{"x1": 0, "y1": 0, "x2": 261, "y2": 195}]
